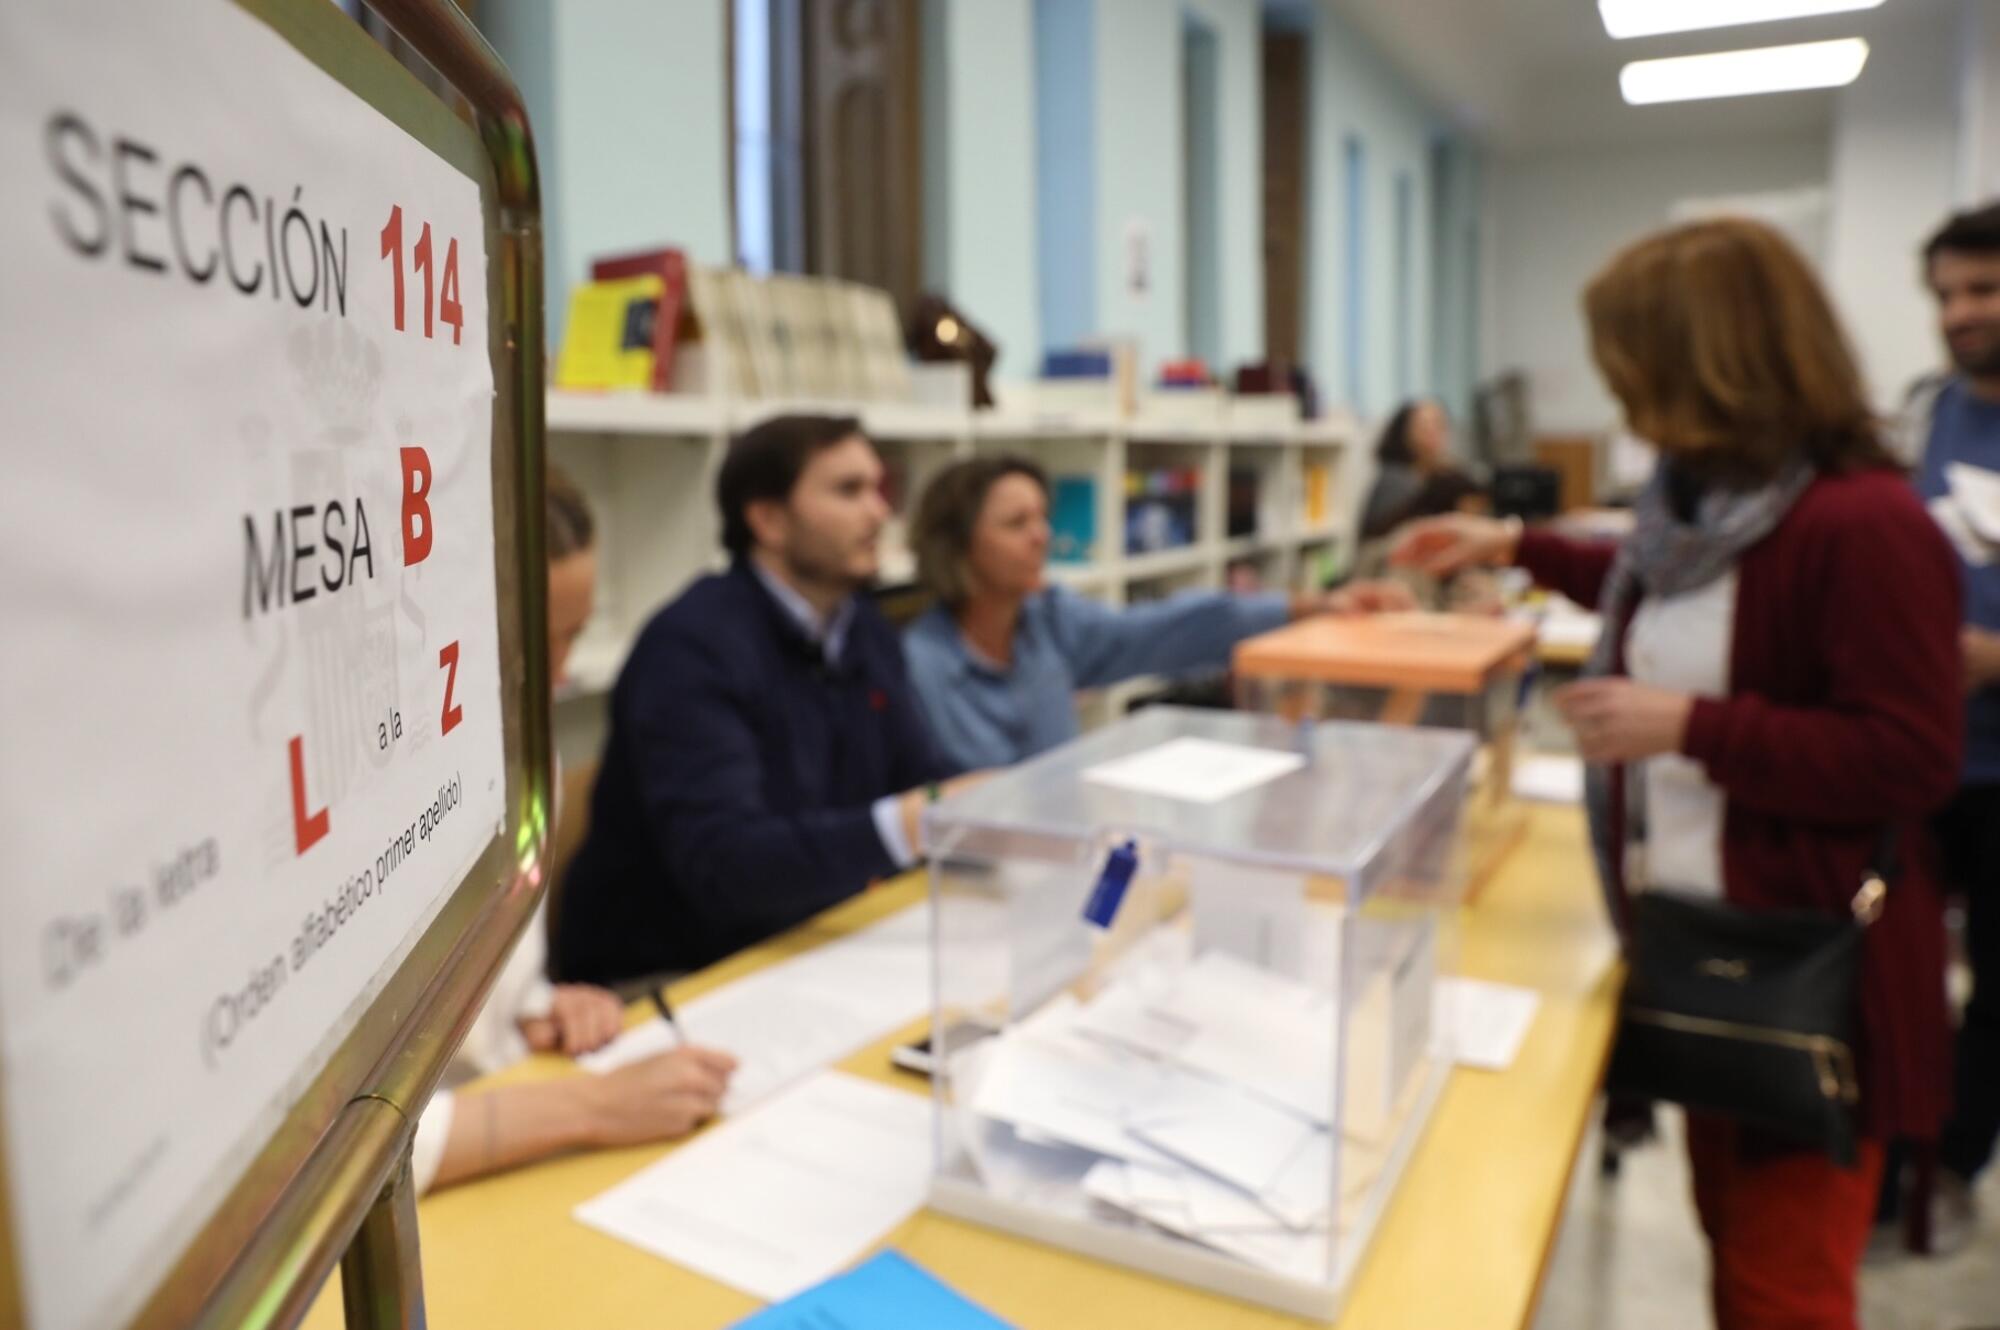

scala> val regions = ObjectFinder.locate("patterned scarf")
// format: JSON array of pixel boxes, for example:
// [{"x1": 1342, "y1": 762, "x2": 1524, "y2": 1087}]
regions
[{"x1": 1581, "y1": 457, "x2": 1816, "y2": 903}]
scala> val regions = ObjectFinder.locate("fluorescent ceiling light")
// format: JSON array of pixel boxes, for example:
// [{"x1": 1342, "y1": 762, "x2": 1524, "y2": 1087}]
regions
[
  {"x1": 1599, "y1": 0, "x2": 1884, "y2": 40},
  {"x1": 1620, "y1": 38, "x2": 1870, "y2": 105}
]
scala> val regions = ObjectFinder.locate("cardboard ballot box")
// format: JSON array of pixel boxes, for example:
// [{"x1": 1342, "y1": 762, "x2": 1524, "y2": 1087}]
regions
[
  {"x1": 1233, "y1": 612, "x2": 1535, "y2": 891},
  {"x1": 922, "y1": 707, "x2": 1475, "y2": 1321}
]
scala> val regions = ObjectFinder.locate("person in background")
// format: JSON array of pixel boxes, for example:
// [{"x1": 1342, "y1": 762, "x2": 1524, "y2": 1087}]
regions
[
  {"x1": 903, "y1": 454, "x2": 1415, "y2": 773},
  {"x1": 1359, "y1": 398, "x2": 1486, "y2": 542},
  {"x1": 1893, "y1": 200, "x2": 2000, "y2": 1250},
  {"x1": 1394, "y1": 218, "x2": 1960, "y2": 1330},
  {"x1": 411, "y1": 467, "x2": 736, "y2": 1194},
  {"x1": 555, "y1": 416, "x2": 969, "y2": 986}
]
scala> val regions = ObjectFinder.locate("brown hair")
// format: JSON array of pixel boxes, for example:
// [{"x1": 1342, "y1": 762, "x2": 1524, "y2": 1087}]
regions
[
  {"x1": 547, "y1": 463, "x2": 595, "y2": 561},
  {"x1": 910, "y1": 454, "x2": 1049, "y2": 606},
  {"x1": 715, "y1": 414, "x2": 866, "y2": 557},
  {"x1": 1583, "y1": 217, "x2": 1895, "y2": 484}
]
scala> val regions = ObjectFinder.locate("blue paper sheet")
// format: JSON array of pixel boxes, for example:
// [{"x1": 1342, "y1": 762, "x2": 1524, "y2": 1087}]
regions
[{"x1": 727, "y1": 1251, "x2": 1016, "y2": 1330}]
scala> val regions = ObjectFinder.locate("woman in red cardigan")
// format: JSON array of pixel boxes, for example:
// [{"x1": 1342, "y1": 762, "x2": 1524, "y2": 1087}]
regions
[{"x1": 1396, "y1": 218, "x2": 1961, "y2": 1330}]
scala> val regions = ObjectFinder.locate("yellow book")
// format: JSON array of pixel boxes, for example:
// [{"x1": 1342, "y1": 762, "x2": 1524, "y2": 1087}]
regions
[
  {"x1": 1303, "y1": 461, "x2": 1331, "y2": 526},
  {"x1": 555, "y1": 275, "x2": 664, "y2": 391}
]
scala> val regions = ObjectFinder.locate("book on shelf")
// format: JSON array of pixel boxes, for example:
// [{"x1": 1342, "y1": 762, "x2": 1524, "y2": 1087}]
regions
[
  {"x1": 734, "y1": 271, "x2": 790, "y2": 399},
  {"x1": 554, "y1": 274, "x2": 666, "y2": 391},
  {"x1": 580, "y1": 264, "x2": 914, "y2": 406},
  {"x1": 1124, "y1": 465, "x2": 1200, "y2": 554},
  {"x1": 1302, "y1": 459, "x2": 1334, "y2": 529},
  {"x1": 588, "y1": 247, "x2": 688, "y2": 390},
  {"x1": 1049, "y1": 476, "x2": 1098, "y2": 564},
  {"x1": 854, "y1": 285, "x2": 912, "y2": 401},
  {"x1": 684, "y1": 266, "x2": 750, "y2": 398},
  {"x1": 1227, "y1": 465, "x2": 1261, "y2": 539}
]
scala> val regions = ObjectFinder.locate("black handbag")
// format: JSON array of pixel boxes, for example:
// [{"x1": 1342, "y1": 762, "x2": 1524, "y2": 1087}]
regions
[{"x1": 1605, "y1": 837, "x2": 1892, "y2": 1166}]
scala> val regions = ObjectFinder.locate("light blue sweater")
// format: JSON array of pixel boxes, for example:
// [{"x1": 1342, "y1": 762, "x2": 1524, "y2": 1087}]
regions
[{"x1": 903, "y1": 586, "x2": 1290, "y2": 772}]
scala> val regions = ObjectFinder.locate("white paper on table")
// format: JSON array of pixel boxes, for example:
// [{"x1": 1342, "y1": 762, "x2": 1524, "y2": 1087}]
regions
[
  {"x1": 1437, "y1": 976, "x2": 1542, "y2": 1072},
  {"x1": 1512, "y1": 755, "x2": 1585, "y2": 805},
  {"x1": 1081, "y1": 737, "x2": 1305, "y2": 804},
  {"x1": 1948, "y1": 461, "x2": 2000, "y2": 546},
  {"x1": 579, "y1": 900, "x2": 998, "y2": 1115},
  {"x1": 572, "y1": 1069, "x2": 931, "y2": 1303}
]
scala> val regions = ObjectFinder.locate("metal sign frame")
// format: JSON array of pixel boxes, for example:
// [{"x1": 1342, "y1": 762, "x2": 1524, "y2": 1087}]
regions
[{"x1": 0, "y1": 2, "x2": 546, "y2": 1327}]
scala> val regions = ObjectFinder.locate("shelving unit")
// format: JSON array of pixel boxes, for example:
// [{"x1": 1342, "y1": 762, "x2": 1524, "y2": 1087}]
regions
[{"x1": 547, "y1": 388, "x2": 1368, "y2": 756}]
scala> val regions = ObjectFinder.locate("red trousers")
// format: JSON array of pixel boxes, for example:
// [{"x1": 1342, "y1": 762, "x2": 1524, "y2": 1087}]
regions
[{"x1": 1686, "y1": 1113, "x2": 1886, "y2": 1330}]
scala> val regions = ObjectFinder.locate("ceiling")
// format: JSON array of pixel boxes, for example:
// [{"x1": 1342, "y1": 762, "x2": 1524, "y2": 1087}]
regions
[{"x1": 1331, "y1": 0, "x2": 1958, "y2": 152}]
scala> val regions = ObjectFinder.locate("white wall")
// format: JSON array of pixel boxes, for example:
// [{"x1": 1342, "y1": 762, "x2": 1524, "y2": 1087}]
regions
[
  {"x1": 1958, "y1": 0, "x2": 2000, "y2": 202},
  {"x1": 1826, "y1": 1, "x2": 1963, "y2": 406},
  {"x1": 1488, "y1": 135, "x2": 1832, "y2": 435}
]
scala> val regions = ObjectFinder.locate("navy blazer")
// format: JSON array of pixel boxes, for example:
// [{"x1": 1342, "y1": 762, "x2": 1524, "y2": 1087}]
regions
[{"x1": 554, "y1": 561, "x2": 946, "y2": 983}]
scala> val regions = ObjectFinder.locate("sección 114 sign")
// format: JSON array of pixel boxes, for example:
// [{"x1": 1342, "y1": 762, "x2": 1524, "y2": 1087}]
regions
[{"x1": 0, "y1": 3, "x2": 506, "y2": 1327}]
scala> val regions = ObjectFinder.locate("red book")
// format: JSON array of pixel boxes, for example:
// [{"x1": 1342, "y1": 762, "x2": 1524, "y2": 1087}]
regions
[{"x1": 590, "y1": 248, "x2": 688, "y2": 391}]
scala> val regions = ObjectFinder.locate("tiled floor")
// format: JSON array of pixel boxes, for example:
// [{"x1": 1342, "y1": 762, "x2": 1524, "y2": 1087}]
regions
[{"x1": 1532, "y1": 1109, "x2": 2000, "y2": 1330}]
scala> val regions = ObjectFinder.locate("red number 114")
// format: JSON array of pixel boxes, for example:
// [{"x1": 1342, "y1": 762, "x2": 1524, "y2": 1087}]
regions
[{"x1": 379, "y1": 204, "x2": 464, "y2": 346}]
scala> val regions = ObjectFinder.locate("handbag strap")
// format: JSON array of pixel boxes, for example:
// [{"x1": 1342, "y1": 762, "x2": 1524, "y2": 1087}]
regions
[{"x1": 1852, "y1": 826, "x2": 1899, "y2": 925}]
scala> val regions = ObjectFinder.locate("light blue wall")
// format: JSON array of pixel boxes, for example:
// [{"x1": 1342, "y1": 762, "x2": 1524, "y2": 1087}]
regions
[
  {"x1": 1306, "y1": 2, "x2": 1446, "y2": 421},
  {"x1": 1034, "y1": 0, "x2": 1098, "y2": 360},
  {"x1": 1187, "y1": 0, "x2": 1265, "y2": 376},
  {"x1": 1084, "y1": 0, "x2": 1264, "y2": 378},
  {"x1": 925, "y1": 0, "x2": 1042, "y2": 380},
  {"x1": 1093, "y1": 0, "x2": 1185, "y2": 373},
  {"x1": 1430, "y1": 138, "x2": 1483, "y2": 426},
  {"x1": 480, "y1": 0, "x2": 733, "y2": 347}
]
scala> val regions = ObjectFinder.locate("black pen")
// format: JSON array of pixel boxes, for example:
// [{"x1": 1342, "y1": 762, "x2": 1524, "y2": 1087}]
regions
[{"x1": 649, "y1": 985, "x2": 685, "y2": 1047}]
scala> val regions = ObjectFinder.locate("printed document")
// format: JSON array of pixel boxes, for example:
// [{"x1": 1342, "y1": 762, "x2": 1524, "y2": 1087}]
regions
[{"x1": 574, "y1": 1070, "x2": 932, "y2": 1303}]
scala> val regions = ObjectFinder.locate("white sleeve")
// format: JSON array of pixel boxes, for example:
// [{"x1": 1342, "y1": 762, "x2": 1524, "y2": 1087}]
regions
[
  {"x1": 409, "y1": 1089, "x2": 454, "y2": 1196},
  {"x1": 870, "y1": 792, "x2": 918, "y2": 868}
]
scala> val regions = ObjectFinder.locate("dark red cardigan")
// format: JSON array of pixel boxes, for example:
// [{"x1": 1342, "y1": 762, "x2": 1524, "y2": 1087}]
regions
[{"x1": 1519, "y1": 467, "x2": 1963, "y2": 1141}]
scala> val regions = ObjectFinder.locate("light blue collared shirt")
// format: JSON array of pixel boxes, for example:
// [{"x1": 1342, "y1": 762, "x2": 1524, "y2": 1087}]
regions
[
  {"x1": 748, "y1": 559, "x2": 916, "y2": 867},
  {"x1": 903, "y1": 586, "x2": 1291, "y2": 773}
]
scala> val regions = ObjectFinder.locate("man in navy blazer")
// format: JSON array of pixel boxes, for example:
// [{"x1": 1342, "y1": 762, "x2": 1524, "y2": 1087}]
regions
[{"x1": 555, "y1": 415, "x2": 955, "y2": 984}]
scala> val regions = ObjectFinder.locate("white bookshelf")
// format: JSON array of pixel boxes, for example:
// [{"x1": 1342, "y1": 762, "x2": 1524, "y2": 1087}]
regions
[{"x1": 546, "y1": 388, "x2": 1366, "y2": 761}]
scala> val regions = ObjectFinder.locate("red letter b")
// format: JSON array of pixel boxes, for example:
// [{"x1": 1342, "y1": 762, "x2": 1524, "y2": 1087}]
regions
[{"x1": 400, "y1": 446, "x2": 434, "y2": 566}]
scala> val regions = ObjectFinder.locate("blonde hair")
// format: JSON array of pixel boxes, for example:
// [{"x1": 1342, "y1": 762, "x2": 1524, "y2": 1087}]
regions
[{"x1": 1583, "y1": 217, "x2": 1894, "y2": 482}]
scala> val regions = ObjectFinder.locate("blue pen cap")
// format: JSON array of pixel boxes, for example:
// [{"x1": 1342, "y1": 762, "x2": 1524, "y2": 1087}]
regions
[{"x1": 1081, "y1": 838, "x2": 1140, "y2": 929}]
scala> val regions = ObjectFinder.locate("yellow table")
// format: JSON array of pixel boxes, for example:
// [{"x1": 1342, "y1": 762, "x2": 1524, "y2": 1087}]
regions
[
  {"x1": 304, "y1": 805, "x2": 1618, "y2": 1329},
  {"x1": 1536, "y1": 638, "x2": 1593, "y2": 670}
]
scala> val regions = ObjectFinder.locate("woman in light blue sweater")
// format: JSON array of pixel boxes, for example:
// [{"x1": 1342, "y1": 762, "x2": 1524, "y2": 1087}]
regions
[{"x1": 901, "y1": 455, "x2": 1411, "y2": 773}]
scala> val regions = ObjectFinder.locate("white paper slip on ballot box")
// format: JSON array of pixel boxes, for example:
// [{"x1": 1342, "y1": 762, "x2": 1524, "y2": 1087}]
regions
[{"x1": 922, "y1": 706, "x2": 1477, "y2": 1322}]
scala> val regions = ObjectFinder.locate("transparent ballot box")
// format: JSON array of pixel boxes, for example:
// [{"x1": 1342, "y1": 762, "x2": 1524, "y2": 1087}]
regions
[
  {"x1": 924, "y1": 707, "x2": 1475, "y2": 1320},
  {"x1": 1233, "y1": 612, "x2": 1535, "y2": 891}
]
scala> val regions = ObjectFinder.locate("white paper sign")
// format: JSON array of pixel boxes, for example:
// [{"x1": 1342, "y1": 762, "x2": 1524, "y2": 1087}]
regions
[
  {"x1": 0, "y1": 4, "x2": 502, "y2": 1328},
  {"x1": 1082, "y1": 738, "x2": 1305, "y2": 805}
]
